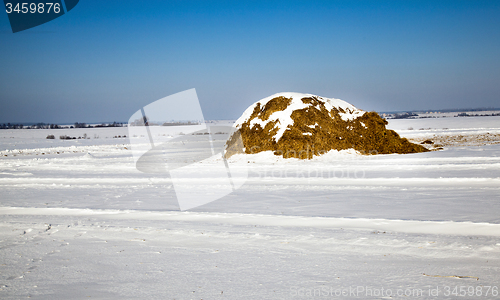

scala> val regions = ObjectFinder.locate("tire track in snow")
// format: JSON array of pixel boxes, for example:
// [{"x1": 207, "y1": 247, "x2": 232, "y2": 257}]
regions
[{"x1": 1, "y1": 206, "x2": 500, "y2": 237}]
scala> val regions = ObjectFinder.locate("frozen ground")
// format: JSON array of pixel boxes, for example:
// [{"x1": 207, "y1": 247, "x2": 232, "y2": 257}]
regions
[{"x1": 0, "y1": 116, "x2": 499, "y2": 299}]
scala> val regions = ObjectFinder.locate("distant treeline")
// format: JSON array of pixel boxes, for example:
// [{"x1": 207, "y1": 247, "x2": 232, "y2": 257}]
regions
[
  {"x1": 0, "y1": 122, "x2": 126, "y2": 129},
  {"x1": 392, "y1": 112, "x2": 419, "y2": 119},
  {"x1": 73, "y1": 122, "x2": 125, "y2": 128},
  {"x1": 457, "y1": 112, "x2": 500, "y2": 117},
  {"x1": 380, "y1": 107, "x2": 500, "y2": 115}
]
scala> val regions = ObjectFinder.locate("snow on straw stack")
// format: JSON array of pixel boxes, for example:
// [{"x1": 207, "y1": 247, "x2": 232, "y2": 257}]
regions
[{"x1": 225, "y1": 92, "x2": 428, "y2": 159}]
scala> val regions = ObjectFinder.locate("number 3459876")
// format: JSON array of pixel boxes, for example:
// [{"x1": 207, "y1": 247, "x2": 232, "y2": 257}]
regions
[{"x1": 5, "y1": 3, "x2": 62, "y2": 14}]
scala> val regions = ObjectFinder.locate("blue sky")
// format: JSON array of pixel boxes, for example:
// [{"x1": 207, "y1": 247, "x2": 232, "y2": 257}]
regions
[{"x1": 1, "y1": 0, "x2": 499, "y2": 123}]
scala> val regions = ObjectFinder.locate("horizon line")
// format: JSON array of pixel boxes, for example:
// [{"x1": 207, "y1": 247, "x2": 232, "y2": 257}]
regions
[{"x1": 1, "y1": 108, "x2": 500, "y2": 125}]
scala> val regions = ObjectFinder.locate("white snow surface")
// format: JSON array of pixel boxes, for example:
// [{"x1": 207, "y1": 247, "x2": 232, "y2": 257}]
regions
[
  {"x1": 1, "y1": 117, "x2": 500, "y2": 299},
  {"x1": 234, "y1": 92, "x2": 365, "y2": 142}
]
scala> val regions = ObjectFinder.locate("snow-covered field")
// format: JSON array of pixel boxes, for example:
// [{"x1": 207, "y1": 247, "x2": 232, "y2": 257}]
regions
[{"x1": 1, "y1": 116, "x2": 500, "y2": 299}]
